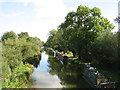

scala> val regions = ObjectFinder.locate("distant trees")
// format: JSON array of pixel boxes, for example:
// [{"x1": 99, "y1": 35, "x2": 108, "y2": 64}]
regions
[
  {"x1": 45, "y1": 29, "x2": 65, "y2": 52},
  {"x1": 45, "y1": 29, "x2": 57, "y2": 47}
]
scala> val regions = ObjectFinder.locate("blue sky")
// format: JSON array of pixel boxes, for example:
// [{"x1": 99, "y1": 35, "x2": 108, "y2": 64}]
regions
[{"x1": 0, "y1": 0, "x2": 119, "y2": 41}]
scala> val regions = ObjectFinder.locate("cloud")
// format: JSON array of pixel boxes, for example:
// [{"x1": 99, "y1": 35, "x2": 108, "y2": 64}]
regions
[
  {"x1": 31, "y1": 71, "x2": 62, "y2": 88},
  {"x1": 0, "y1": 0, "x2": 69, "y2": 18},
  {"x1": 0, "y1": 0, "x2": 118, "y2": 41},
  {"x1": 22, "y1": 0, "x2": 70, "y2": 41},
  {"x1": 15, "y1": 0, "x2": 68, "y2": 20},
  {"x1": 64, "y1": 0, "x2": 119, "y2": 3},
  {"x1": 0, "y1": 12, "x2": 24, "y2": 18},
  {"x1": 0, "y1": 0, "x2": 69, "y2": 41}
]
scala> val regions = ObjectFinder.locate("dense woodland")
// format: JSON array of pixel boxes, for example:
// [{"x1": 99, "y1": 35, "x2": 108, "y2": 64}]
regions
[{"x1": 0, "y1": 31, "x2": 43, "y2": 88}]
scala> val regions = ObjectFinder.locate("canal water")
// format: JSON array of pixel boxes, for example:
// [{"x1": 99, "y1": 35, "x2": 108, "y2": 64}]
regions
[{"x1": 31, "y1": 51, "x2": 90, "y2": 88}]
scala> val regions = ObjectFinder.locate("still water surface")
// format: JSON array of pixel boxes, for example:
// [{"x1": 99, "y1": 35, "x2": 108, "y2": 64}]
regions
[
  {"x1": 31, "y1": 51, "x2": 89, "y2": 88},
  {"x1": 31, "y1": 52, "x2": 63, "y2": 88}
]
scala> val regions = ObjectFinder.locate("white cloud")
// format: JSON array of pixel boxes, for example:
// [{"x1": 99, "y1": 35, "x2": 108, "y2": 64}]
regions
[
  {"x1": 0, "y1": 0, "x2": 69, "y2": 41},
  {"x1": 0, "y1": 12, "x2": 24, "y2": 18},
  {"x1": 0, "y1": 0, "x2": 69, "y2": 18},
  {"x1": 0, "y1": 0, "x2": 118, "y2": 41},
  {"x1": 31, "y1": 71, "x2": 63, "y2": 88},
  {"x1": 64, "y1": 0, "x2": 119, "y2": 3},
  {"x1": 24, "y1": 0, "x2": 69, "y2": 41}
]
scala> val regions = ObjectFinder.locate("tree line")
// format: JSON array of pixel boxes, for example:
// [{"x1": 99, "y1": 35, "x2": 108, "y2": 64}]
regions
[
  {"x1": 0, "y1": 31, "x2": 43, "y2": 88},
  {"x1": 45, "y1": 5, "x2": 119, "y2": 66}
]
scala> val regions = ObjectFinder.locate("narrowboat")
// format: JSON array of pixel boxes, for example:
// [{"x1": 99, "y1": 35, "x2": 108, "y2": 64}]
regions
[{"x1": 83, "y1": 64, "x2": 115, "y2": 88}]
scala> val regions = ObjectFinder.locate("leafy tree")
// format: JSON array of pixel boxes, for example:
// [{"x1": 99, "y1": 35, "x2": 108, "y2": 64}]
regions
[
  {"x1": 58, "y1": 5, "x2": 114, "y2": 61},
  {"x1": 45, "y1": 29, "x2": 57, "y2": 48},
  {"x1": 1, "y1": 31, "x2": 42, "y2": 88},
  {"x1": 18, "y1": 32, "x2": 29, "y2": 39},
  {"x1": 91, "y1": 30, "x2": 118, "y2": 65},
  {"x1": 114, "y1": 16, "x2": 120, "y2": 65},
  {"x1": 45, "y1": 28, "x2": 69, "y2": 54},
  {"x1": 1, "y1": 31, "x2": 17, "y2": 41},
  {"x1": 27, "y1": 37, "x2": 43, "y2": 46},
  {"x1": 53, "y1": 30, "x2": 66, "y2": 52},
  {"x1": 117, "y1": 32, "x2": 120, "y2": 64}
]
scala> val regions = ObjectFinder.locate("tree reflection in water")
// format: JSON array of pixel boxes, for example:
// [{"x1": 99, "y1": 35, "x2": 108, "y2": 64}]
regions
[
  {"x1": 23, "y1": 54, "x2": 41, "y2": 68},
  {"x1": 47, "y1": 55, "x2": 90, "y2": 88}
]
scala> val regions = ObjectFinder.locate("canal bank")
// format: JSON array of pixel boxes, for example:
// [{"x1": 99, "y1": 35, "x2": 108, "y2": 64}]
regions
[{"x1": 45, "y1": 48, "x2": 116, "y2": 88}]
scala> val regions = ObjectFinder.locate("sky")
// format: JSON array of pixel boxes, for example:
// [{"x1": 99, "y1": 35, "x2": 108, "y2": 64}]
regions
[{"x1": 0, "y1": 0, "x2": 119, "y2": 41}]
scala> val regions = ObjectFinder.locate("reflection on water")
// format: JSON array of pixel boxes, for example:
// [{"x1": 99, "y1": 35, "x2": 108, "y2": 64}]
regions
[
  {"x1": 31, "y1": 52, "x2": 63, "y2": 88},
  {"x1": 31, "y1": 51, "x2": 90, "y2": 88},
  {"x1": 47, "y1": 55, "x2": 90, "y2": 88}
]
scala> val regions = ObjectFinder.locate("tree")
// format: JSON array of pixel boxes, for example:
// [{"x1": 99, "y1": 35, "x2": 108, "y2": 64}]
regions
[
  {"x1": 18, "y1": 32, "x2": 29, "y2": 38},
  {"x1": 26, "y1": 37, "x2": 43, "y2": 46},
  {"x1": 45, "y1": 29, "x2": 67, "y2": 52},
  {"x1": 58, "y1": 5, "x2": 114, "y2": 61},
  {"x1": 1, "y1": 31, "x2": 17, "y2": 41},
  {"x1": 1, "y1": 31, "x2": 42, "y2": 88},
  {"x1": 45, "y1": 29, "x2": 57, "y2": 48},
  {"x1": 114, "y1": 16, "x2": 120, "y2": 64},
  {"x1": 91, "y1": 30, "x2": 118, "y2": 65}
]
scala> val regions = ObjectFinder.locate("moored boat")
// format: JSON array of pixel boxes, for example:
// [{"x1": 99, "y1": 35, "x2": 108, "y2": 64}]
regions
[{"x1": 83, "y1": 63, "x2": 115, "y2": 88}]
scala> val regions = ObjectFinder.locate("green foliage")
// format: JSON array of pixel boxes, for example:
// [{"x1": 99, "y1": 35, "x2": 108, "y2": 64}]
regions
[
  {"x1": 59, "y1": 5, "x2": 114, "y2": 60},
  {"x1": 45, "y1": 5, "x2": 115, "y2": 63},
  {"x1": 45, "y1": 29, "x2": 57, "y2": 47},
  {"x1": 1, "y1": 31, "x2": 17, "y2": 41},
  {"x1": 45, "y1": 30, "x2": 65, "y2": 52},
  {"x1": 0, "y1": 42, "x2": 2, "y2": 89},
  {"x1": 2, "y1": 64, "x2": 33, "y2": 88},
  {"x1": 91, "y1": 30, "x2": 118, "y2": 65},
  {"x1": 27, "y1": 37, "x2": 44, "y2": 47},
  {"x1": 117, "y1": 32, "x2": 120, "y2": 63},
  {"x1": 1, "y1": 31, "x2": 42, "y2": 88},
  {"x1": 18, "y1": 32, "x2": 29, "y2": 38}
]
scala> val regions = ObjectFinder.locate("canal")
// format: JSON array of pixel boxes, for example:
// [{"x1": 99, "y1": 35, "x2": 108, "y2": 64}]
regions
[{"x1": 31, "y1": 51, "x2": 90, "y2": 88}]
